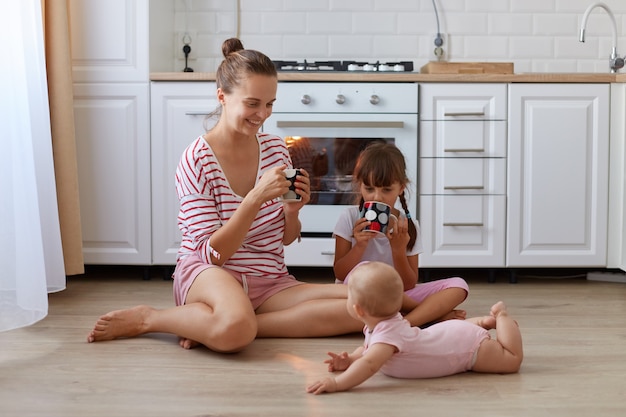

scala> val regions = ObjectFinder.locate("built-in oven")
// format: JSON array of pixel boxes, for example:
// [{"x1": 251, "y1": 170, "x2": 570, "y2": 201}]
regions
[{"x1": 264, "y1": 82, "x2": 419, "y2": 266}]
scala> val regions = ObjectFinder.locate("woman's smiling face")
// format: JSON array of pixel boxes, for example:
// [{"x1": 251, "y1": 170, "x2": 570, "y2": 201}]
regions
[{"x1": 219, "y1": 74, "x2": 277, "y2": 137}]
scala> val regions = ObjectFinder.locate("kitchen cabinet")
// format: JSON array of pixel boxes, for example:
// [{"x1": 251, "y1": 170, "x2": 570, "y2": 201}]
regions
[
  {"x1": 150, "y1": 82, "x2": 218, "y2": 264},
  {"x1": 507, "y1": 84, "x2": 609, "y2": 267},
  {"x1": 607, "y1": 83, "x2": 626, "y2": 271},
  {"x1": 71, "y1": 0, "x2": 151, "y2": 264},
  {"x1": 419, "y1": 84, "x2": 507, "y2": 267}
]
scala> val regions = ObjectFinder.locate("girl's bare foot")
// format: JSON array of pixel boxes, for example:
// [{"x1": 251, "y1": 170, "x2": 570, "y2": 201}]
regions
[
  {"x1": 438, "y1": 309, "x2": 467, "y2": 322},
  {"x1": 86, "y1": 305, "x2": 154, "y2": 343},
  {"x1": 467, "y1": 315, "x2": 497, "y2": 330}
]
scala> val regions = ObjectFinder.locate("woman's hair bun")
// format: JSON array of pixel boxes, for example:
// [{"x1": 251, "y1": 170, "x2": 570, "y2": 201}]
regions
[{"x1": 222, "y1": 38, "x2": 245, "y2": 58}]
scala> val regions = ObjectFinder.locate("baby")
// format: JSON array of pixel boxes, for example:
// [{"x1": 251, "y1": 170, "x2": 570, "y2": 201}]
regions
[{"x1": 306, "y1": 261, "x2": 523, "y2": 394}]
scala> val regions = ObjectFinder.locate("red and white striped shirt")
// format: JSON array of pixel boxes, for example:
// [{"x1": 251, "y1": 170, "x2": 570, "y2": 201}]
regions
[{"x1": 175, "y1": 133, "x2": 292, "y2": 278}]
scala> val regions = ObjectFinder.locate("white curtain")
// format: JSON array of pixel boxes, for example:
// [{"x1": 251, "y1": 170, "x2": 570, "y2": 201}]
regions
[{"x1": 0, "y1": 0, "x2": 66, "y2": 331}]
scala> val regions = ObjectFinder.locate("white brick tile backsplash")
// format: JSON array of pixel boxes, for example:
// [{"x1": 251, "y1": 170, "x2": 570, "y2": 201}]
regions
[
  {"x1": 169, "y1": 0, "x2": 626, "y2": 73},
  {"x1": 489, "y1": 14, "x2": 533, "y2": 35}
]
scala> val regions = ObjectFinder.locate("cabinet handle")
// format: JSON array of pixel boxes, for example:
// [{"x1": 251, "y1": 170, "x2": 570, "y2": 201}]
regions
[
  {"x1": 321, "y1": 251, "x2": 335, "y2": 255},
  {"x1": 276, "y1": 121, "x2": 403, "y2": 129},
  {"x1": 185, "y1": 111, "x2": 211, "y2": 116},
  {"x1": 444, "y1": 148, "x2": 486, "y2": 153},
  {"x1": 443, "y1": 111, "x2": 486, "y2": 117},
  {"x1": 443, "y1": 222, "x2": 484, "y2": 227},
  {"x1": 443, "y1": 185, "x2": 485, "y2": 190}
]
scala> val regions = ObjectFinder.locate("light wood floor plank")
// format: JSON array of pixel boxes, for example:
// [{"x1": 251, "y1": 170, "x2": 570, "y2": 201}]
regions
[{"x1": 1, "y1": 268, "x2": 625, "y2": 417}]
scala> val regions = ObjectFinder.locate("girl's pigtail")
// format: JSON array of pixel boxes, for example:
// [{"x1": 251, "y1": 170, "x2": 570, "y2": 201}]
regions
[{"x1": 399, "y1": 193, "x2": 417, "y2": 250}]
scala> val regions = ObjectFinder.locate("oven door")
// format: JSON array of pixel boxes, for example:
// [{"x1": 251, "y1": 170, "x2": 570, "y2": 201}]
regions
[{"x1": 264, "y1": 113, "x2": 418, "y2": 266}]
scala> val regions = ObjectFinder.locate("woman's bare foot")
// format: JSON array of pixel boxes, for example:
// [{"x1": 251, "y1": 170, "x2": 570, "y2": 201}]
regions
[
  {"x1": 86, "y1": 305, "x2": 154, "y2": 343},
  {"x1": 178, "y1": 337, "x2": 201, "y2": 349}
]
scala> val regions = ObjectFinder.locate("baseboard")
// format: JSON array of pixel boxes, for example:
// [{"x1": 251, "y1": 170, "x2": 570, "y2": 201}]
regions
[{"x1": 586, "y1": 271, "x2": 626, "y2": 284}]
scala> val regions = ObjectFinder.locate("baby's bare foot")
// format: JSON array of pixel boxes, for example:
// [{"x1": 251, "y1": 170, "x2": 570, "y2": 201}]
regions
[
  {"x1": 86, "y1": 305, "x2": 154, "y2": 343},
  {"x1": 178, "y1": 337, "x2": 201, "y2": 350},
  {"x1": 490, "y1": 301, "x2": 508, "y2": 319}
]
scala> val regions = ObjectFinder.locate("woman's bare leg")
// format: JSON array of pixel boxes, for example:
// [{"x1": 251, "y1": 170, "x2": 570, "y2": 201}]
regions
[
  {"x1": 472, "y1": 301, "x2": 523, "y2": 374},
  {"x1": 402, "y1": 287, "x2": 467, "y2": 327},
  {"x1": 255, "y1": 283, "x2": 362, "y2": 337},
  {"x1": 87, "y1": 268, "x2": 257, "y2": 353}
]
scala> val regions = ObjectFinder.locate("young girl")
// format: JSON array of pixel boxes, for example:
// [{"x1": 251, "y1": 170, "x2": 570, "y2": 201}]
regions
[
  {"x1": 306, "y1": 262, "x2": 523, "y2": 394},
  {"x1": 333, "y1": 142, "x2": 469, "y2": 327}
]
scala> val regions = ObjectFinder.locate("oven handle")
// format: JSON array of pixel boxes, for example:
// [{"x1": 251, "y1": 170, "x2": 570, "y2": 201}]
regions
[{"x1": 276, "y1": 121, "x2": 404, "y2": 129}]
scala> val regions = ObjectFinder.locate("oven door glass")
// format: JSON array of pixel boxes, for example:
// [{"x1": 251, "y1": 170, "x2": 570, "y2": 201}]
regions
[
  {"x1": 264, "y1": 113, "x2": 417, "y2": 235},
  {"x1": 285, "y1": 136, "x2": 393, "y2": 206}
]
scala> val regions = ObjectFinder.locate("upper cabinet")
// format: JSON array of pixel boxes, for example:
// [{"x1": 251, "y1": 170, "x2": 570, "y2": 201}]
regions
[
  {"x1": 69, "y1": 0, "x2": 149, "y2": 82},
  {"x1": 507, "y1": 84, "x2": 609, "y2": 267}
]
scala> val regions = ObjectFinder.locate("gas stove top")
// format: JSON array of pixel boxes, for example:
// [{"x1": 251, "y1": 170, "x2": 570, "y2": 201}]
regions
[{"x1": 272, "y1": 60, "x2": 414, "y2": 72}]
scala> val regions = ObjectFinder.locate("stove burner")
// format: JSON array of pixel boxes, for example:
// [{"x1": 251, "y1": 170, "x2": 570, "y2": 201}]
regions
[{"x1": 272, "y1": 60, "x2": 414, "y2": 72}]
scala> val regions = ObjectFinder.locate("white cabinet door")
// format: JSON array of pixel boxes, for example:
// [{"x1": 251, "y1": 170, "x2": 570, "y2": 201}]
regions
[
  {"x1": 69, "y1": 0, "x2": 148, "y2": 82},
  {"x1": 150, "y1": 82, "x2": 219, "y2": 265},
  {"x1": 607, "y1": 83, "x2": 626, "y2": 271},
  {"x1": 507, "y1": 84, "x2": 609, "y2": 267},
  {"x1": 74, "y1": 83, "x2": 151, "y2": 264}
]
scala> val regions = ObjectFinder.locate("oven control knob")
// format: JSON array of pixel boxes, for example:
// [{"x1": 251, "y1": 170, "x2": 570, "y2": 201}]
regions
[
  {"x1": 301, "y1": 94, "x2": 311, "y2": 105},
  {"x1": 336, "y1": 94, "x2": 346, "y2": 104},
  {"x1": 369, "y1": 94, "x2": 380, "y2": 105}
]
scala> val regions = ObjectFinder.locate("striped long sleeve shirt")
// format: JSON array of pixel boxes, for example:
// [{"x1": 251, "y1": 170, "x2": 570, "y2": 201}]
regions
[{"x1": 175, "y1": 133, "x2": 292, "y2": 278}]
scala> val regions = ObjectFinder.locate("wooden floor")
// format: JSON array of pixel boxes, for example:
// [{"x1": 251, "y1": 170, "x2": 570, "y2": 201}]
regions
[{"x1": 1, "y1": 266, "x2": 625, "y2": 417}]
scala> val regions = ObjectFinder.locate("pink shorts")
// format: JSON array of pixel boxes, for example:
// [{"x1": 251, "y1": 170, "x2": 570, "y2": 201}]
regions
[
  {"x1": 404, "y1": 277, "x2": 469, "y2": 303},
  {"x1": 172, "y1": 254, "x2": 304, "y2": 310},
  {"x1": 340, "y1": 274, "x2": 468, "y2": 304}
]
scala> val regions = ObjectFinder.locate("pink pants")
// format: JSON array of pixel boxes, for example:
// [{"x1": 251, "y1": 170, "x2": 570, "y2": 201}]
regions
[{"x1": 340, "y1": 274, "x2": 469, "y2": 303}]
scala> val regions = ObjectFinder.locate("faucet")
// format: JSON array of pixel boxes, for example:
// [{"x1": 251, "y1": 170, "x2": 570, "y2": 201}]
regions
[{"x1": 579, "y1": 2, "x2": 624, "y2": 73}]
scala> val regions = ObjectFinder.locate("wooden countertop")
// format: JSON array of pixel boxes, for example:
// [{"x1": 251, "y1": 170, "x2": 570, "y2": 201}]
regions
[{"x1": 151, "y1": 72, "x2": 624, "y2": 83}]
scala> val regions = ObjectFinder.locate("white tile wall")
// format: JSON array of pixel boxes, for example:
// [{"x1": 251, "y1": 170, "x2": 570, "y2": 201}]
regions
[{"x1": 166, "y1": 0, "x2": 626, "y2": 73}]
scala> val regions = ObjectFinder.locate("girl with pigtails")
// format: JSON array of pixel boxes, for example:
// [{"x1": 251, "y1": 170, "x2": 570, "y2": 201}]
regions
[{"x1": 333, "y1": 142, "x2": 470, "y2": 327}]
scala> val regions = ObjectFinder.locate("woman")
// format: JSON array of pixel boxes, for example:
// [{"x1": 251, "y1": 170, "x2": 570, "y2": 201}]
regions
[{"x1": 87, "y1": 38, "x2": 362, "y2": 352}]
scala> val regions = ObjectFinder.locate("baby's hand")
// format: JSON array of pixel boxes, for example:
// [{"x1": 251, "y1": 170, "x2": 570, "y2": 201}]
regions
[
  {"x1": 306, "y1": 377, "x2": 338, "y2": 395},
  {"x1": 324, "y1": 351, "x2": 351, "y2": 372}
]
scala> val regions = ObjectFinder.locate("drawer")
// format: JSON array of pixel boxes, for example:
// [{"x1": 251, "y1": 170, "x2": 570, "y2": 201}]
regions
[
  {"x1": 419, "y1": 195, "x2": 506, "y2": 267},
  {"x1": 419, "y1": 84, "x2": 507, "y2": 120},
  {"x1": 284, "y1": 237, "x2": 335, "y2": 267},
  {"x1": 420, "y1": 120, "x2": 506, "y2": 158},
  {"x1": 420, "y1": 157, "x2": 506, "y2": 195}
]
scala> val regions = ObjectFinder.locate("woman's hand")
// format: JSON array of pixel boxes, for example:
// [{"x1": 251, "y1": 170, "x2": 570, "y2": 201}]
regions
[
  {"x1": 253, "y1": 165, "x2": 292, "y2": 204},
  {"x1": 282, "y1": 168, "x2": 311, "y2": 214}
]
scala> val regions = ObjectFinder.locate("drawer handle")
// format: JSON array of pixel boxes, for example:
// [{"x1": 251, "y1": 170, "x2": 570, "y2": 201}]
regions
[
  {"x1": 276, "y1": 121, "x2": 404, "y2": 129},
  {"x1": 443, "y1": 111, "x2": 486, "y2": 117},
  {"x1": 444, "y1": 148, "x2": 486, "y2": 153},
  {"x1": 185, "y1": 111, "x2": 211, "y2": 116},
  {"x1": 321, "y1": 251, "x2": 335, "y2": 255},
  {"x1": 443, "y1": 185, "x2": 485, "y2": 190},
  {"x1": 443, "y1": 222, "x2": 484, "y2": 227}
]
